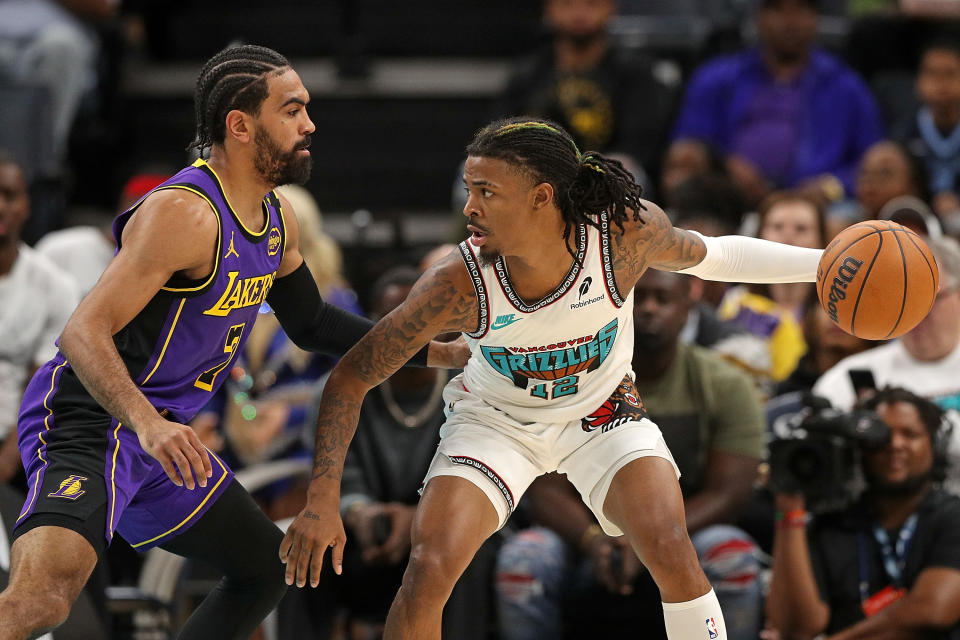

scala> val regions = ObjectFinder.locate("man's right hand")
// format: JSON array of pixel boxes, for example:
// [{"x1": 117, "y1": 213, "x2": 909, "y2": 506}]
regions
[
  {"x1": 280, "y1": 495, "x2": 347, "y2": 587},
  {"x1": 585, "y1": 534, "x2": 644, "y2": 595},
  {"x1": 136, "y1": 418, "x2": 213, "y2": 490}
]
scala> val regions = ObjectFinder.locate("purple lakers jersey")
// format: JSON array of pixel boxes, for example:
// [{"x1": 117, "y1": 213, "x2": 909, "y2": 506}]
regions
[{"x1": 101, "y1": 159, "x2": 285, "y2": 421}]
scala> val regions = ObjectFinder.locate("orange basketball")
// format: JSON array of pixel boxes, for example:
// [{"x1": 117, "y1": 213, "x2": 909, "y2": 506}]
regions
[{"x1": 817, "y1": 220, "x2": 939, "y2": 340}]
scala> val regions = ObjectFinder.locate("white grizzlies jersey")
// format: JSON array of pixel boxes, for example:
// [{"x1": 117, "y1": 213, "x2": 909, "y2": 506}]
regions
[{"x1": 459, "y1": 213, "x2": 635, "y2": 424}]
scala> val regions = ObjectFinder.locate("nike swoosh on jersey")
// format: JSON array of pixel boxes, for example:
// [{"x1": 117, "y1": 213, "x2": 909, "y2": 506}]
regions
[{"x1": 490, "y1": 315, "x2": 522, "y2": 330}]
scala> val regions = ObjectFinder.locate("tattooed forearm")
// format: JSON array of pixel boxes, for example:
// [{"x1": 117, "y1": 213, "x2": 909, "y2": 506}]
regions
[
  {"x1": 303, "y1": 511, "x2": 324, "y2": 521},
  {"x1": 311, "y1": 384, "x2": 363, "y2": 483},
  {"x1": 347, "y1": 264, "x2": 476, "y2": 386}
]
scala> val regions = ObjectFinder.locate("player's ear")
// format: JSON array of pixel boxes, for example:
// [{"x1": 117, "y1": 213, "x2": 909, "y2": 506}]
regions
[
  {"x1": 224, "y1": 109, "x2": 252, "y2": 144},
  {"x1": 532, "y1": 182, "x2": 554, "y2": 211}
]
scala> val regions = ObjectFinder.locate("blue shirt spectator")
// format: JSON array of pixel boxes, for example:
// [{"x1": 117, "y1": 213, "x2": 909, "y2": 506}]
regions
[
  {"x1": 670, "y1": 0, "x2": 883, "y2": 206},
  {"x1": 672, "y1": 47, "x2": 883, "y2": 196}
]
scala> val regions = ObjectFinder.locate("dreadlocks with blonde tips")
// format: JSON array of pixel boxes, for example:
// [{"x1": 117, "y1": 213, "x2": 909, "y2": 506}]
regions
[
  {"x1": 187, "y1": 44, "x2": 290, "y2": 153},
  {"x1": 466, "y1": 117, "x2": 646, "y2": 261}
]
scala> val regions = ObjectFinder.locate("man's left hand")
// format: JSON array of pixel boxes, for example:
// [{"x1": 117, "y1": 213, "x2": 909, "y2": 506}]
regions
[{"x1": 428, "y1": 336, "x2": 471, "y2": 369}]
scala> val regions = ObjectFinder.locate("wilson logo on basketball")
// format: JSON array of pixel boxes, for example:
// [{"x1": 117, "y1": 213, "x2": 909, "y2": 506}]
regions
[{"x1": 826, "y1": 256, "x2": 863, "y2": 323}]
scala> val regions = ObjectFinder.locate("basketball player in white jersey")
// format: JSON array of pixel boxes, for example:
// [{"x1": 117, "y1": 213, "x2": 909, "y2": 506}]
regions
[{"x1": 281, "y1": 118, "x2": 823, "y2": 640}]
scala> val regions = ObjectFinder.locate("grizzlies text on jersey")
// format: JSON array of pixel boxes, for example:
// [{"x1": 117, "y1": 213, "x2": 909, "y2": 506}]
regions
[{"x1": 459, "y1": 212, "x2": 634, "y2": 424}]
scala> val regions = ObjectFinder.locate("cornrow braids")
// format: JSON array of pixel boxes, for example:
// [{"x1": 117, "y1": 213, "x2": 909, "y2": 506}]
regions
[
  {"x1": 188, "y1": 44, "x2": 290, "y2": 154},
  {"x1": 466, "y1": 117, "x2": 645, "y2": 262}
]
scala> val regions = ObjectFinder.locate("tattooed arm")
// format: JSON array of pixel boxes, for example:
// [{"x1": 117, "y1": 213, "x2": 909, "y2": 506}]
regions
[
  {"x1": 613, "y1": 199, "x2": 821, "y2": 290},
  {"x1": 610, "y1": 200, "x2": 707, "y2": 290},
  {"x1": 279, "y1": 252, "x2": 478, "y2": 587}
]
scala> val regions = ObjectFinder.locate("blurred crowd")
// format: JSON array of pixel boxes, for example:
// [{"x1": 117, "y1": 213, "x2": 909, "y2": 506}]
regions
[{"x1": 4, "y1": 0, "x2": 960, "y2": 638}]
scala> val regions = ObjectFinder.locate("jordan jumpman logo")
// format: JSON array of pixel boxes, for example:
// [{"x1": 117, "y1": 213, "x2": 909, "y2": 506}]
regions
[{"x1": 224, "y1": 231, "x2": 239, "y2": 259}]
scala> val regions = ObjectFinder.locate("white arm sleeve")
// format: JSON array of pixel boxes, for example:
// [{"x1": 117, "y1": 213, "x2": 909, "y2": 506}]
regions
[{"x1": 675, "y1": 232, "x2": 823, "y2": 283}]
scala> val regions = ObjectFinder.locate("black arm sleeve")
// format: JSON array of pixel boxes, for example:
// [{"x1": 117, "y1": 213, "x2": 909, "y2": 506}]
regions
[{"x1": 267, "y1": 261, "x2": 429, "y2": 367}]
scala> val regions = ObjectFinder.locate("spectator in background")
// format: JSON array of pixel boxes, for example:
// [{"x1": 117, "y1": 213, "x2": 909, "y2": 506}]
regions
[
  {"x1": 496, "y1": 269, "x2": 765, "y2": 640},
  {"x1": 0, "y1": 153, "x2": 78, "y2": 486},
  {"x1": 766, "y1": 388, "x2": 960, "y2": 639},
  {"x1": 895, "y1": 40, "x2": 960, "y2": 231},
  {"x1": 34, "y1": 171, "x2": 169, "y2": 296},
  {"x1": 718, "y1": 192, "x2": 827, "y2": 386},
  {"x1": 0, "y1": 0, "x2": 115, "y2": 165},
  {"x1": 670, "y1": 0, "x2": 883, "y2": 207},
  {"x1": 660, "y1": 139, "x2": 728, "y2": 207},
  {"x1": 495, "y1": 0, "x2": 674, "y2": 186},
  {"x1": 853, "y1": 140, "x2": 930, "y2": 222},
  {"x1": 418, "y1": 243, "x2": 457, "y2": 274},
  {"x1": 774, "y1": 297, "x2": 876, "y2": 396}
]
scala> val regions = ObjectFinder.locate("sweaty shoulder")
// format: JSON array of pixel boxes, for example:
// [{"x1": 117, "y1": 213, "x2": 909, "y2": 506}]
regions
[{"x1": 120, "y1": 187, "x2": 220, "y2": 274}]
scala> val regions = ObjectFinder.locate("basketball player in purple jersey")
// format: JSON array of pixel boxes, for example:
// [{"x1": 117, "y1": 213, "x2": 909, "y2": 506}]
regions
[
  {"x1": 0, "y1": 45, "x2": 463, "y2": 640},
  {"x1": 281, "y1": 118, "x2": 827, "y2": 640}
]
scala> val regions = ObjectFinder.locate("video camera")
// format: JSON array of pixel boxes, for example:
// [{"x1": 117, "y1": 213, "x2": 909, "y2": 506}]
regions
[{"x1": 768, "y1": 393, "x2": 890, "y2": 512}]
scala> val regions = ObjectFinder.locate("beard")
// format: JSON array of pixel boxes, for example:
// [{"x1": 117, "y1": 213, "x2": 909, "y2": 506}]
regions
[
  {"x1": 865, "y1": 468, "x2": 933, "y2": 498},
  {"x1": 633, "y1": 329, "x2": 670, "y2": 354},
  {"x1": 253, "y1": 129, "x2": 312, "y2": 186},
  {"x1": 476, "y1": 248, "x2": 501, "y2": 269},
  {"x1": 555, "y1": 26, "x2": 606, "y2": 49}
]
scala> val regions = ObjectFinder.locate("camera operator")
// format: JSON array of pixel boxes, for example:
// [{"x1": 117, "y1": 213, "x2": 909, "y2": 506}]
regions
[{"x1": 766, "y1": 387, "x2": 960, "y2": 640}]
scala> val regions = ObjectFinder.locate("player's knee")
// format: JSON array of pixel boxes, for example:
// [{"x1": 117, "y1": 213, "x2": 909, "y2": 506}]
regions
[
  {"x1": 405, "y1": 543, "x2": 462, "y2": 597},
  {"x1": 3, "y1": 589, "x2": 74, "y2": 633},
  {"x1": 635, "y1": 521, "x2": 694, "y2": 571}
]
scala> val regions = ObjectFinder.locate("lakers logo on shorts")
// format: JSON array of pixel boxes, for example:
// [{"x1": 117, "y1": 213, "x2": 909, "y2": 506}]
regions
[
  {"x1": 581, "y1": 376, "x2": 647, "y2": 433},
  {"x1": 48, "y1": 474, "x2": 89, "y2": 500}
]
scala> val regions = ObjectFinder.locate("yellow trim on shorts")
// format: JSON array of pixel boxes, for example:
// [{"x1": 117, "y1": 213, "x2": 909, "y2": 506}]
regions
[
  {"x1": 128, "y1": 450, "x2": 229, "y2": 549},
  {"x1": 108, "y1": 421, "x2": 123, "y2": 534},
  {"x1": 157, "y1": 185, "x2": 223, "y2": 293},
  {"x1": 140, "y1": 298, "x2": 186, "y2": 385},
  {"x1": 17, "y1": 360, "x2": 68, "y2": 523}
]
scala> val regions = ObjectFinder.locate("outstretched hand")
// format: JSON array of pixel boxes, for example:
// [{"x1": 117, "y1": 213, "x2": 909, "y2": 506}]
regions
[
  {"x1": 280, "y1": 501, "x2": 347, "y2": 587},
  {"x1": 137, "y1": 418, "x2": 212, "y2": 490}
]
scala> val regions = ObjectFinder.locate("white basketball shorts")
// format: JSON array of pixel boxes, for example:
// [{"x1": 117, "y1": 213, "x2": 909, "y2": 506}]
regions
[{"x1": 423, "y1": 373, "x2": 679, "y2": 536}]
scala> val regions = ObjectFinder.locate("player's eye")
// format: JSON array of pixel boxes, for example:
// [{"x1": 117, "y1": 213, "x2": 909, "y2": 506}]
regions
[{"x1": 482, "y1": 189, "x2": 493, "y2": 198}]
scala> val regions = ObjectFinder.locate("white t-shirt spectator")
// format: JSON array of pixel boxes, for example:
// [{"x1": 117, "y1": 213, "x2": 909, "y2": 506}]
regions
[
  {"x1": 0, "y1": 244, "x2": 79, "y2": 438},
  {"x1": 812, "y1": 340, "x2": 960, "y2": 411},
  {"x1": 34, "y1": 226, "x2": 114, "y2": 296}
]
